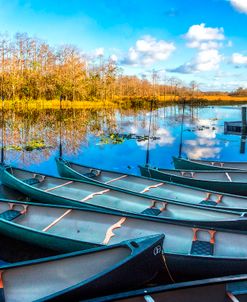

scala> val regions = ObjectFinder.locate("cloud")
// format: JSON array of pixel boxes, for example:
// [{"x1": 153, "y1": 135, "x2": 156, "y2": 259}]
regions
[
  {"x1": 122, "y1": 35, "x2": 175, "y2": 66},
  {"x1": 95, "y1": 48, "x2": 104, "y2": 57},
  {"x1": 184, "y1": 146, "x2": 221, "y2": 160},
  {"x1": 232, "y1": 53, "x2": 247, "y2": 65},
  {"x1": 169, "y1": 49, "x2": 222, "y2": 73},
  {"x1": 184, "y1": 23, "x2": 225, "y2": 49},
  {"x1": 169, "y1": 24, "x2": 224, "y2": 74},
  {"x1": 136, "y1": 128, "x2": 175, "y2": 150},
  {"x1": 229, "y1": 0, "x2": 247, "y2": 14}
]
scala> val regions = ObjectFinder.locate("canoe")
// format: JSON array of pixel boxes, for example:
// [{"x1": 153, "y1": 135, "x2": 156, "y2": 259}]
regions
[
  {"x1": 173, "y1": 156, "x2": 247, "y2": 171},
  {"x1": 55, "y1": 157, "x2": 247, "y2": 213},
  {"x1": 3, "y1": 200, "x2": 247, "y2": 282},
  {"x1": 2, "y1": 165, "x2": 247, "y2": 230},
  {"x1": 139, "y1": 165, "x2": 247, "y2": 196},
  {"x1": 0, "y1": 234, "x2": 165, "y2": 302},
  {"x1": 86, "y1": 274, "x2": 247, "y2": 302}
]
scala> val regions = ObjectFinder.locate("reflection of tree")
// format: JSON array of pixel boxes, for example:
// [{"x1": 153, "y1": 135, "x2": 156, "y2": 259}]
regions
[{"x1": 1, "y1": 104, "x2": 201, "y2": 166}]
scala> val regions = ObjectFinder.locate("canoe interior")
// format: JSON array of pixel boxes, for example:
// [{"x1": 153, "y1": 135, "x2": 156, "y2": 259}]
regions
[
  {"x1": 2, "y1": 244, "x2": 130, "y2": 302},
  {"x1": 179, "y1": 157, "x2": 247, "y2": 171},
  {"x1": 159, "y1": 168, "x2": 247, "y2": 183},
  {"x1": 6, "y1": 167, "x2": 244, "y2": 222},
  {"x1": 2, "y1": 201, "x2": 247, "y2": 259},
  {"x1": 58, "y1": 160, "x2": 247, "y2": 211},
  {"x1": 108, "y1": 283, "x2": 247, "y2": 302}
]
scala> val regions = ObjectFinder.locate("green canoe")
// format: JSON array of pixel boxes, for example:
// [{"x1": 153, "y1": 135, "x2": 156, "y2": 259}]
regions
[
  {"x1": 88, "y1": 274, "x2": 247, "y2": 302},
  {"x1": 0, "y1": 234, "x2": 164, "y2": 301},
  {"x1": 2, "y1": 200, "x2": 247, "y2": 282},
  {"x1": 173, "y1": 156, "x2": 247, "y2": 171},
  {"x1": 55, "y1": 157, "x2": 247, "y2": 212},
  {"x1": 2, "y1": 164, "x2": 247, "y2": 230},
  {"x1": 139, "y1": 165, "x2": 247, "y2": 196}
]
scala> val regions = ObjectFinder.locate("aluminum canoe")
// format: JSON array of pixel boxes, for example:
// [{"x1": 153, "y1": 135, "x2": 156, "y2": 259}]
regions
[
  {"x1": 2, "y1": 165, "x2": 247, "y2": 230},
  {"x1": 86, "y1": 274, "x2": 247, "y2": 302},
  {"x1": 55, "y1": 157, "x2": 247, "y2": 212},
  {"x1": 139, "y1": 165, "x2": 247, "y2": 196},
  {"x1": 0, "y1": 233, "x2": 164, "y2": 301},
  {"x1": 173, "y1": 156, "x2": 247, "y2": 171},
  {"x1": 1, "y1": 200, "x2": 247, "y2": 282}
]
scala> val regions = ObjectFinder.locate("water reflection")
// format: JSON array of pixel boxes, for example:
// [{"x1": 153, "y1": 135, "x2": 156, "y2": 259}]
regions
[{"x1": 1, "y1": 104, "x2": 247, "y2": 175}]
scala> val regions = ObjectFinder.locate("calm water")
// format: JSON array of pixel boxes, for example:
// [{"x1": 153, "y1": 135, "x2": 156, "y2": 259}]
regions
[
  {"x1": 2, "y1": 104, "x2": 247, "y2": 176},
  {"x1": 0, "y1": 103, "x2": 247, "y2": 262}
]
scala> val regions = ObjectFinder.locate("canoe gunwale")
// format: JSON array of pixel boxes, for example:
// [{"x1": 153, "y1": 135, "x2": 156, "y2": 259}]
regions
[
  {"x1": 56, "y1": 158, "x2": 247, "y2": 215},
  {"x1": 85, "y1": 273, "x2": 247, "y2": 302},
  {"x1": 4, "y1": 165, "x2": 247, "y2": 231}
]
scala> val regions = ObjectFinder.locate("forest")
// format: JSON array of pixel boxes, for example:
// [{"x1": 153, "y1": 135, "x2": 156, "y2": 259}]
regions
[{"x1": 0, "y1": 32, "x2": 246, "y2": 103}]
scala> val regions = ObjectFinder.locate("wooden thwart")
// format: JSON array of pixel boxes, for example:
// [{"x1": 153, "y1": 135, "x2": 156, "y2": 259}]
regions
[
  {"x1": 81, "y1": 189, "x2": 110, "y2": 202},
  {"x1": 42, "y1": 209, "x2": 72, "y2": 232},
  {"x1": 140, "y1": 183, "x2": 164, "y2": 193},
  {"x1": 227, "y1": 292, "x2": 240, "y2": 302},
  {"x1": 225, "y1": 172, "x2": 232, "y2": 182},
  {"x1": 45, "y1": 181, "x2": 74, "y2": 192},
  {"x1": 102, "y1": 217, "x2": 127, "y2": 245},
  {"x1": 105, "y1": 174, "x2": 128, "y2": 184}
]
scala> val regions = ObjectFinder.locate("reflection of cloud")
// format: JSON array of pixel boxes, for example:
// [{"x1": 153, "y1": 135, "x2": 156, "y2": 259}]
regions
[
  {"x1": 137, "y1": 128, "x2": 175, "y2": 150},
  {"x1": 185, "y1": 138, "x2": 219, "y2": 147},
  {"x1": 195, "y1": 128, "x2": 217, "y2": 139},
  {"x1": 184, "y1": 146, "x2": 221, "y2": 159}
]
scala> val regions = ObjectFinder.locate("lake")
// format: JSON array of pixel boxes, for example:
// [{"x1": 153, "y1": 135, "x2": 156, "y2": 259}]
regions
[{"x1": 3, "y1": 103, "x2": 247, "y2": 177}]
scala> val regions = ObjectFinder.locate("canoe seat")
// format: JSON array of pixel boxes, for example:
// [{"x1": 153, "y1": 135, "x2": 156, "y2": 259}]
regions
[
  {"x1": 190, "y1": 228, "x2": 215, "y2": 256},
  {"x1": 83, "y1": 169, "x2": 101, "y2": 178},
  {"x1": 142, "y1": 208, "x2": 161, "y2": 216},
  {"x1": 200, "y1": 200, "x2": 217, "y2": 206},
  {"x1": 0, "y1": 210, "x2": 22, "y2": 221},
  {"x1": 83, "y1": 172, "x2": 97, "y2": 178},
  {"x1": 190, "y1": 240, "x2": 214, "y2": 256},
  {"x1": 23, "y1": 174, "x2": 45, "y2": 186}
]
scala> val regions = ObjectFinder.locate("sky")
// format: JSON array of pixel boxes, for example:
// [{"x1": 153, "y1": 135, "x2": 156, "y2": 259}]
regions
[{"x1": 0, "y1": 0, "x2": 246, "y2": 91}]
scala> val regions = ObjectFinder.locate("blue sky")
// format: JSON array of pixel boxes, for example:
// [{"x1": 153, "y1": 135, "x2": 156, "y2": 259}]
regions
[{"x1": 0, "y1": 0, "x2": 247, "y2": 91}]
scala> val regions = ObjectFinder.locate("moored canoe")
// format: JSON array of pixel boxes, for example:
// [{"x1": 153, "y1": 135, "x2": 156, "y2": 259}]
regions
[
  {"x1": 2, "y1": 165, "x2": 247, "y2": 230},
  {"x1": 173, "y1": 156, "x2": 247, "y2": 171},
  {"x1": 0, "y1": 234, "x2": 165, "y2": 301},
  {"x1": 86, "y1": 274, "x2": 247, "y2": 302},
  {"x1": 139, "y1": 165, "x2": 247, "y2": 196},
  {"x1": 1, "y1": 200, "x2": 247, "y2": 282},
  {"x1": 55, "y1": 157, "x2": 247, "y2": 212}
]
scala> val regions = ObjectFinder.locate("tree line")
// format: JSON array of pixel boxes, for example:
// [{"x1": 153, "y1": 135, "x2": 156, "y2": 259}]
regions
[{"x1": 0, "y1": 32, "x2": 245, "y2": 102}]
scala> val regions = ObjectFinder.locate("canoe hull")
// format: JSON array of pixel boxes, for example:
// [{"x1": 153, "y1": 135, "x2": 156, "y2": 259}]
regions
[
  {"x1": 173, "y1": 157, "x2": 226, "y2": 171},
  {"x1": 139, "y1": 165, "x2": 247, "y2": 196},
  {"x1": 40, "y1": 235, "x2": 167, "y2": 301}
]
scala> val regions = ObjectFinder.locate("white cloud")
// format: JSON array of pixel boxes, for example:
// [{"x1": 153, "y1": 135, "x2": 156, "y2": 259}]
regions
[
  {"x1": 230, "y1": 0, "x2": 247, "y2": 14},
  {"x1": 232, "y1": 53, "x2": 247, "y2": 65},
  {"x1": 122, "y1": 36, "x2": 175, "y2": 66},
  {"x1": 110, "y1": 54, "x2": 118, "y2": 62},
  {"x1": 136, "y1": 128, "x2": 175, "y2": 150},
  {"x1": 184, "y1": 146, "x2": 221, "y2": 160},
  {"x1": 95, "y1": 48, "x2": 104, "y2": 57},
  {"x1": 185, "y1": 23, "x2": 225, "y2": 50},
  {"x1": 170, "y1": 49, "x2": 222, "y2": 73},
  {"x1": 169, "y1": 24, "x2": 224, "y2": 74}
]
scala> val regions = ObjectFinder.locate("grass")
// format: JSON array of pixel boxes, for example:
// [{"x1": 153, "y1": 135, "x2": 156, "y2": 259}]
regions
[{"x1": 0, "y1": 95, "x2": 247, "y2": 110}]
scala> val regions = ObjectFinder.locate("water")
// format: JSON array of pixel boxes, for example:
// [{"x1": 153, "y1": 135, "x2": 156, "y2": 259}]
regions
[
  {"x1": 2, "y1": 104, "x2": 246, "y2": 176},
  {"x1": 0, "y1": 103, "x2": 246, "y2": 262}
]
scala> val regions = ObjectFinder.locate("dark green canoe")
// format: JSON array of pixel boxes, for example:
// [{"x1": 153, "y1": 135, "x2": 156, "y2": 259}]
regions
[
  {"x1": 87, "y1": 274, "x2": 247, "y2": 302},
  {"x1": 2, "y1": 200, "x2": 247, "y2": 282},
  {"x1": 0, "y1": 234, "x2": 164, "y2": 301},
  {"x1": 2, "y1": 165, "x2": 247, "y2": 230},
  {"x1": 139, "y1": 165, "x2": 247, "y2": 196},
  {"x1": 173, "y1": 156, "x2": 247, "y2": 171},
  {"x1": 55, "y1": 157, "x2": 247, "y2": 212}
]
